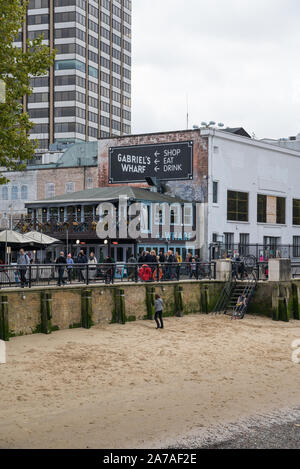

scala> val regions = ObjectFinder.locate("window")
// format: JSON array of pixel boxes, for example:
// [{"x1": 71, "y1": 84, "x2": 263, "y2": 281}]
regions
[
  {"x1": 28, "y1": 92, "x2": 49, "y2": 103},
  {"x1": 263, "y1": 237, "x2": 280, "y2": 258},
  {"x1": 239, "y1": 233, "x2": 249, "y2": 256},
  {"x1": 11, "y1": 186, "x2": 18, "y2": 200},
  {"x1": 30, "y1": 76, "x2": 49, "y2": 87},
  {"x1": 29, "y1": 0, "x2": 48, "y2": 7},
  {"x1": 293, "y1": 199, "x2": 300, "y2": 225},
  {"x1": 65, "y1": 182, "x2": 75, "y2": 193},
  {"x1": 257, "y1": 194, "x2": 267, "y2": 223},
  {"x1": 154, "y1": 204, "x2": 165, "y2": 226},
  {"x1": 45, "y1": 183, "x2": 55, "y2": 198},
  {"x1": 213, "y1": 181, "x2": 218, "y2": 204},
  {"x1": 87, "y1": 177, "x2": 93, "y2": 189},
  {"x1": 257, "y1": 195, "x2": 286, "y2": 224},
  {"x1": 224, "y1": 233, "x2": 234, "y2": 253},
  {"x1": 227, "y1": 191, "x2": 248, "y2": 222},
  {"x1": 27, "y1": 14, "x2": 49, "y2": 25},
  {"x1": 141, "y1": 204, "x2": 150, "y2": 232},
  {"x1": 276, "y1": 197, "x2": 286, "y2": 224},
  {"x1": 170, "y1": 204, "x2": 181, "y2": 226},
  {"x1": 28, "y1": 108, "x2": 49, "y2": 118},
  {"x1": 293, "y1": 237, "x2": 300, "y2": 258},
  {"x1": 184, "y1": 204, "x2": 193, "y2": 226},
  {"x1": 2, "y1": 186, "x2": 8, "y2": 200},
  {"x1": 21, "y1": 185, "x2": 28, "y2": 200},
  {"x1": 55, "y1": 59, "x2": 85, "y2": 73}
]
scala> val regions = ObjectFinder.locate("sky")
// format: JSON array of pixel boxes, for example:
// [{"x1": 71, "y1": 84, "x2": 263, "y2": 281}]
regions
[{"x1": 131, "y1": 0, "x2": 300, "y2": 139}]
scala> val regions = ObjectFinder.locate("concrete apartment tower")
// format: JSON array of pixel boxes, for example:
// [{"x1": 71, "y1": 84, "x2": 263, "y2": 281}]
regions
[{"x1": 14, "y1": 0, "x2": 132, "y2": 151}]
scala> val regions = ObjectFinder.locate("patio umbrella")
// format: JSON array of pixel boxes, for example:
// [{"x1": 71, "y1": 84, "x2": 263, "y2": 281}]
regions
[
  {"x1": 22, "y1": 231, "x2": 60, "y2": 245},
  {"x1": 0, "y1": 230, "x2": 27, "y2": 244},
  {"x1": 0, "y1": 230, "x2": 29, "y2": 264}
]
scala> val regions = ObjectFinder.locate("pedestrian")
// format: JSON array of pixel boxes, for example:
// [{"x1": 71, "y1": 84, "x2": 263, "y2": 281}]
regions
[
  {"x1": 56, "y1": 251, "x2": 67, "y2": 286},
  {"x1": 88, "y1": 251, "x2": 98, "y2": 281},
  {"x1": 104, "y1": 255, "x2": 114, "y2": 284},
  {"x1": 189, "y1": 258, "x2": 198, "y2": 279},
  {"x1": 159, "y1": 250, "x2": 166, "y2": 263},
  {"x1": 175, "y1": 251, "x2": 182, "y2": 264},
  {"x1": 138, "y1": 251, "x2": 146, "y2": 264},
  {"x1": 154, "y1": 294, "x2": 164, "y2": 329},
  {"x1": 166, "y1": 249, "x2": 177, "y2": 280},
  {"x1": 67, "y1": 253, "x2": 74, "y2": 283},
  {"x1": 76, "y1": 249, "x2": 87, "y2": 282},
  {"x1": 149, "y1": 250, "x2": 158, "y2": 276},
  {"x1": 17, "y1": 248, "x2": 30, "y2": 288},
  {"x1": 127, "y1": 252, "x2": 137, "y2": 281}
]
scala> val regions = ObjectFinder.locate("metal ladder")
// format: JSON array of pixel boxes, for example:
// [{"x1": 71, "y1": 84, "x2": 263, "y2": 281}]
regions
[{"x1": 213, "y1": 270, "x2": 257, "y2": 318}]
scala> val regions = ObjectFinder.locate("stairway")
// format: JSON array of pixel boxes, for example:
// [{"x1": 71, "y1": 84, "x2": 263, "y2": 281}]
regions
[{"x1": 213, "y1": 271, "x2": 257, "y2": 319}]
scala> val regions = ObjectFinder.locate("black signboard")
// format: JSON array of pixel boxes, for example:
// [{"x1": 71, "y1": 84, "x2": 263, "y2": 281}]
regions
[{"x1": 109, "y1": 141, "x2": 193, "y2": 184}]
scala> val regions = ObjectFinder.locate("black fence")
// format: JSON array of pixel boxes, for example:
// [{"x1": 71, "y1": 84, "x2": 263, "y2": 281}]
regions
[
  {"x1": 209, "y1": 243, "x2": 300, "y2": 261},
  {"x1": 0, "y1": 262, "x2": 216, "y2": 289}
]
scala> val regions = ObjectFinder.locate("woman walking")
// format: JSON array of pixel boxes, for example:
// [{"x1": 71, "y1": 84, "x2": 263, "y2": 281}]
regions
[{"x1": 154, "y1": 294, "x2": 164, "y2": 329}]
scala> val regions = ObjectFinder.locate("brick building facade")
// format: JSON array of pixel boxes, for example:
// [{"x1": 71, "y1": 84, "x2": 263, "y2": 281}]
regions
[{"x1": 98, "y1": 130, "x2": 209, "y2": 202}]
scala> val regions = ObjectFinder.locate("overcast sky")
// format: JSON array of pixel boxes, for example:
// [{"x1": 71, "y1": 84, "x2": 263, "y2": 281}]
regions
[{"x1": 131, "y1": 0, "x2": 300, "y2": 139}]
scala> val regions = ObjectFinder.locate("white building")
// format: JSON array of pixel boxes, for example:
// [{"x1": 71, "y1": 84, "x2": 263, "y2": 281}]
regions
[{"x1": 204, "y1": 128, "x2": 300, "y2": 260}]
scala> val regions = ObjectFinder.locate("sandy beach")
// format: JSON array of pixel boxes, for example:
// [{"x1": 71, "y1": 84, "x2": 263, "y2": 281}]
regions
[{"x1": 1, "y1": 314, "x2": 300, "y2": 449}]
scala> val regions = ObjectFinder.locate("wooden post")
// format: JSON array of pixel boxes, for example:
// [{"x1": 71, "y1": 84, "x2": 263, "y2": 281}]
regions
[
  {"x1": 112, "y1": 288, "x2": 126, "y2": 324},
  {"x1": 81, "y1": 290, "x2": 93, "y2": 329},
  {"x1": 174, "y1": 285, "x2": 184, "y2": 317},
  {"x1": 41, "y1": 292, "x2": 52, "y2": 334},
  {"x1": 146, "y1": 286, "x2": 155, "y2": 320},
  {"x1": 0, "y1": 295, "x2": 9, "y2": 341}
]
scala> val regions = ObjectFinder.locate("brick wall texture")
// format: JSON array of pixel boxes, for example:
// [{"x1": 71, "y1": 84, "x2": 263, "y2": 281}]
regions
[{"x1": 98, "y1": 130, "x2": 209, "y2": 202}]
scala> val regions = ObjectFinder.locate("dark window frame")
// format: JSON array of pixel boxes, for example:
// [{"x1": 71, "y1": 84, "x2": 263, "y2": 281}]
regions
[{"x1": 227, "y1": 190, "x2": 248, "y2": 222}]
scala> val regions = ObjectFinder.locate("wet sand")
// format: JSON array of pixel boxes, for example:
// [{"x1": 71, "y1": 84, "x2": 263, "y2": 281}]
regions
[{"x1": 0, "y1": 314, "x2": 300, "y2": 449}]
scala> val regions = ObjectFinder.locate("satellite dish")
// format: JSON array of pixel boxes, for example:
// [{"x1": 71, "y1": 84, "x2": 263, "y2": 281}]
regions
[
  {"x1": 218, "y1": 123, "x2": 225, "y2": 128},
  {"x1": 193, "y1": 125, "x2": 199, "y2": 129},
  {"x1": 209, "y1": 121, "x2": 216, "y2": 126},
  {"x1": 201, "y1": 122, "x2": 208, "y2": 127}
]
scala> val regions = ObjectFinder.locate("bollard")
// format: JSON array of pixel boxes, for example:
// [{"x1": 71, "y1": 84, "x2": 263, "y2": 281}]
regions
[
  {"x1": 145, "y1": 286, "x2": 155, "y2": 320},
  {"x1": 200, "y1": 287, "x2": 208, "y2": 314},
  {"x1": 0, "y1": 295, "x2": 9, "y2": 341},
  {"x1": 0, "y1": 340, "x2": 5, "y2": 364},
  {"x1": 81, "y1": 290, "x2": 93, "y2": 328},
  {"x1": 41, "y1": 292, "x2": 53, "y2": 334},
  {"x1": 112, "y1": 288, "x2": 126, "y2": 324},
  {"x1": 174, "y1": 285, "x2": 184, "y2": 317}
]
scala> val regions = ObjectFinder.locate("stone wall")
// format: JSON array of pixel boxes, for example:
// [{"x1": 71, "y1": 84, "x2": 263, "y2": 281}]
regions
[{"x1": 1, "y1": 279, "x2": 300, "y2": 339}]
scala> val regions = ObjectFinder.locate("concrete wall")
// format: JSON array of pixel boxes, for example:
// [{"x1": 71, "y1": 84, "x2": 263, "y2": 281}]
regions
[
  {"x1": 3, "y1": 281, "x2": 224, "y2": 337},
  {"x1": 3, "y1": 279, "x2": 299, "y2": 339}
]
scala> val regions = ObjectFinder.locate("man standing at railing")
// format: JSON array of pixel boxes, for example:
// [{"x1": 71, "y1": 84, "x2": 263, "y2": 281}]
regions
[
  {"x1": 56, "y1": 251, "x2": 67, "y2": 287},
  {"x1": 17, "y1": 249, "x2": 30, "y2": 288},
  {"x1": 76, "y1": 250, "x2": 87, "y2": 282}
]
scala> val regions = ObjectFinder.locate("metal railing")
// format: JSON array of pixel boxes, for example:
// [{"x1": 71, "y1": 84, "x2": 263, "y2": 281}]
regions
[
  {"x1": 209, "y1": 243, "x2": 300, "y2": 261},
  {"x1": 0, "y1": 261, "x2": 216, "y2": 289}
]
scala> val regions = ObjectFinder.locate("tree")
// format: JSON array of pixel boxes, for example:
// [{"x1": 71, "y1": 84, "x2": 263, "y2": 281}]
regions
[{"x1": 0, "y1": 0, "x2": 55, "y2": 183}]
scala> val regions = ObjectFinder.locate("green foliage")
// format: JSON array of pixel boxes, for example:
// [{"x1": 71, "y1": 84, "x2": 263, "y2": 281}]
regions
[{"x1": 0, "y1": 0, "x2": 55, "y2": 181}]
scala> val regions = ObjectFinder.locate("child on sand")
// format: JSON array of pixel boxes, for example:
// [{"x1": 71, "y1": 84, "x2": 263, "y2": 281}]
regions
[{"x1": 154, "y1": 294, "x2": 164, "y2": 329}]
